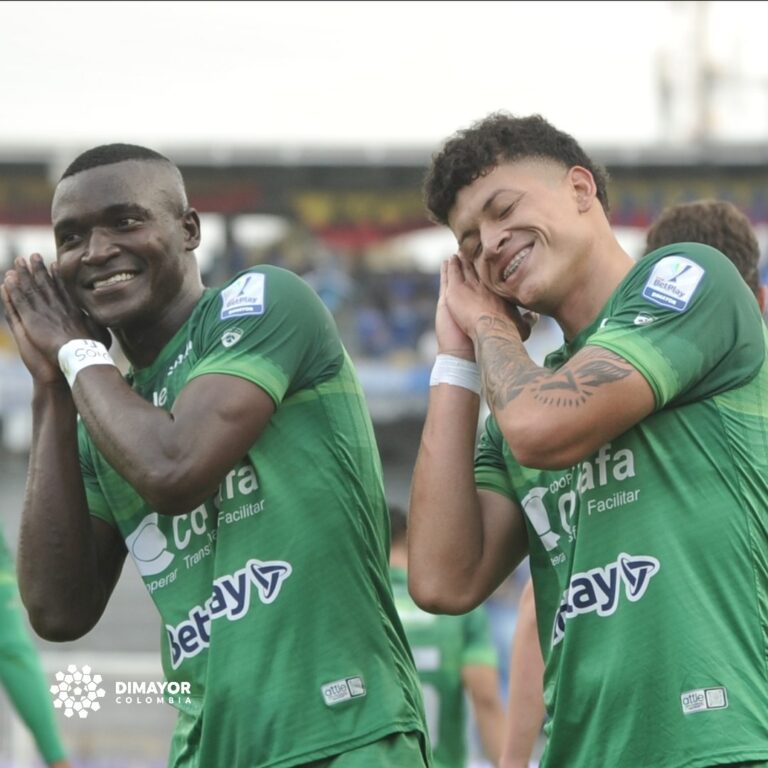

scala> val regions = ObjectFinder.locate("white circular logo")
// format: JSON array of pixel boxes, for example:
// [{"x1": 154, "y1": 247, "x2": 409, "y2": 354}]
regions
[
  {"x1": 50, "y1": 664, "x2": 106, "y2": 718},
  {"x1": 221, "y1": 328, "x2": 244, "y2": 348},
  {"x1": 126, "y1": 512, "x2": 175, "y2": 576}
]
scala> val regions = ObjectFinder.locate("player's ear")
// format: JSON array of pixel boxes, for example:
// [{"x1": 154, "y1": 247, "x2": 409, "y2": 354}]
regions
[
  {"x1": 569, "y1": 166, "x2": 597, "y2": 213},
  {"x1": 757, "y1": 284, "x2": 767, "y2": 316},
  {"x1": 182, "y1": 208, "x2": 201, "y2": 252}
]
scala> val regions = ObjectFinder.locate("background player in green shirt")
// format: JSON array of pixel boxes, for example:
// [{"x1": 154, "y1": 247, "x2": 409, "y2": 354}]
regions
[
  {"x1": 500, "y1": 197, "x2": 768, "y2": 768},
  {"x1": 389, "y1": 503, "x2": 505, "y2": 767},
  {"x1": 0, "y1": 529, "x2": 70, "y2": 768},
  {"x1": 0, "y1": 144, "x2": 429, "y2": 768},
  {"x1": 407, "y1": 113, "x2": 768, "y2": 768}
]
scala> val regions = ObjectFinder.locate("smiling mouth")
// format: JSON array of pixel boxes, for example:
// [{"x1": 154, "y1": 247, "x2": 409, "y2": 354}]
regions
[
  {"x1": 92, "y1": 272, "x2": 136, "y2": 290},
  {"x1": 502, "y1": 245, "x2": 533, "y2": 281}
]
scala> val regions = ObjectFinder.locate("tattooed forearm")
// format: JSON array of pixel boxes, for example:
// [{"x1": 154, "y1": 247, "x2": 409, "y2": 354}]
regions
[
  {"x1": 476, "y1": 314, "x2": 635, "y2": 410},
  {"x1": 476, "y1": 314, "x2": 547, "y2": 409},
  {"x1": 533, "y1": 348, "x2": 633, "y2": 407}
]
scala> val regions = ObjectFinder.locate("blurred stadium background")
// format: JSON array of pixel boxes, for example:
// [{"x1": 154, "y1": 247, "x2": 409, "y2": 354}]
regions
[{"x1": 3, "y1": 1, "x2": 768, "y2": 766}]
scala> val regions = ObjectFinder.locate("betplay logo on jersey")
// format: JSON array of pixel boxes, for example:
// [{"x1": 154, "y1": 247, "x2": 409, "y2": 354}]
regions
[
  {"x1": 166, "y1": 557, "x2": 292, "y2": 669},
  {"x1": 221, "y1": 272, "x2": 266, "y2": 319},
  {"x1": 551, "y1": 552, "x2": 660, "y2": 646},
  {"x1": 642, "y1": 255, "x2": 705, "y2": 312}
]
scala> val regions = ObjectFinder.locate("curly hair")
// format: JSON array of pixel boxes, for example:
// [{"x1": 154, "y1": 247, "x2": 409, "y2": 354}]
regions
[
  {"x1": 423, "y1": 112, "x2": 610, "y2": 225},
  {"x1": 644, "y1": 200, "x2": 761, "y2": 299}
]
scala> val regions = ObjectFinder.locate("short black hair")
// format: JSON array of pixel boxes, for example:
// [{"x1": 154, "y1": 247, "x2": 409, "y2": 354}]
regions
[
  {"x1": 61, "y1": 143, "x2": 174, "y2": 181},
  {"x1": 424, "y1": 112, "x2": 610, "y2": 225},
  {"x1": 389, "y1": 504, "x2": 408, "y2": 546},
  {"x1": 59, "y1": 143, "x2": 189, "y2": 216}
]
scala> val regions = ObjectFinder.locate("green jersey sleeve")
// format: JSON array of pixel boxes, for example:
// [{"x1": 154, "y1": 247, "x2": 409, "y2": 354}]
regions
[
  {"x1": 187, "y1": 266, "x2": 344, "y2": 405},
  {"x1": 78, "y1": 420, "x2": 114, "y2": 526},
  {"x1": 475, "y1": 414, "x2": 515, "y2": 499},
  {"x1": 587, "y1": 243, "x2": 764, "y2": 409}
]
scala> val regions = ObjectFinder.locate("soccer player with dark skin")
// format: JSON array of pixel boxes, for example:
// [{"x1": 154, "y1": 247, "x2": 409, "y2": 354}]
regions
[{"x1": 1, "y1": 145, "x2": 429, "y2": 768}]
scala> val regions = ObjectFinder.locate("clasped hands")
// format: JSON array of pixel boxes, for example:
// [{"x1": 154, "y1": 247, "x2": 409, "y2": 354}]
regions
[
  {"x1": 437, "y1": 253, "x2": 538, "y2": 360},
  {"x1": 1, "y1": 254, "x2": 108, "y2": 383}
]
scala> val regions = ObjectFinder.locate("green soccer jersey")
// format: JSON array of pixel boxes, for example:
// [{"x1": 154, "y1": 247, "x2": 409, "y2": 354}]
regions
[
  {"x1": 79, "y1": 266, "x2": 427, "y2": 768},
  {"x1": 476, "y1": 244, "x2": 768, "y2": 768},
  {"x1": 390, "y1": 567, "x2": 497, "y2": 768}
]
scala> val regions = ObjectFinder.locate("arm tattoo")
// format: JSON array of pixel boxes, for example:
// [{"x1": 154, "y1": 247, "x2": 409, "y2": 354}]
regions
[
  {"x1": 476, "y1": 315, "x2": 634, "y2": 410},
  {"x1": 533, "y1": 348, "x2": 633, "y2": 407},
  {"x1": 476, "y1": 314, "x2": 548, "y2": 408}
]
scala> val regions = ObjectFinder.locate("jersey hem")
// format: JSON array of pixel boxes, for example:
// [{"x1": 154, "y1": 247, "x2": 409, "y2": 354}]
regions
[
  {"x1": 185, "y1": 366, "x2": 282, "y2": 409},
  {"x1": 586, "y1": 337, "x2": 666, "y2": 409},
  {"x1": 542, "y1": 750, "x2": 768, "y2": 768},
  {"x1": 677, "y1": 750, "x2": 768, "y2": 768},
  {"x1": 239, "y1": 720, "x2": 427, "y2": 768}
]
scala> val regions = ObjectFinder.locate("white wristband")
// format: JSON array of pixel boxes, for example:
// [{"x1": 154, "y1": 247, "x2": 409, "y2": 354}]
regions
[
  {"x1": 429, "y1": 354, "x2": 482, "y2": 395},
  {"x1": 57, "y1": 339, "x2": 117, "y2": 388}
]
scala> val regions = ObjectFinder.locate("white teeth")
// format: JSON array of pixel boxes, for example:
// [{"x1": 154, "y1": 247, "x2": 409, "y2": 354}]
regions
[
  {"x1": 503, "y1": 246, "x2": 532, "y2": 281},
  {"x1": 93, "y1": 273, "x2": 135, "y2": 289}
]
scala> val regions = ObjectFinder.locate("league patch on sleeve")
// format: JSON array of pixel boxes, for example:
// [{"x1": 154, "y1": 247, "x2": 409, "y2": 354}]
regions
[
  {"x1": 641, "y1": 255, "x2": 705, "y2": 312},
  {"x1": 220, "y1": 273, "x2": 266, "y2": 319}
]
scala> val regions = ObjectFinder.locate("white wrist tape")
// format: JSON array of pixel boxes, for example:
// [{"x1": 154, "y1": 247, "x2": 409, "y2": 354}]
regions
[
  {"x1": 429, "y1": 354, "x2": 482, "y2": 395},
  {"x1": 57, "y1": 339, "x2": 117, "y2": 387}
]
